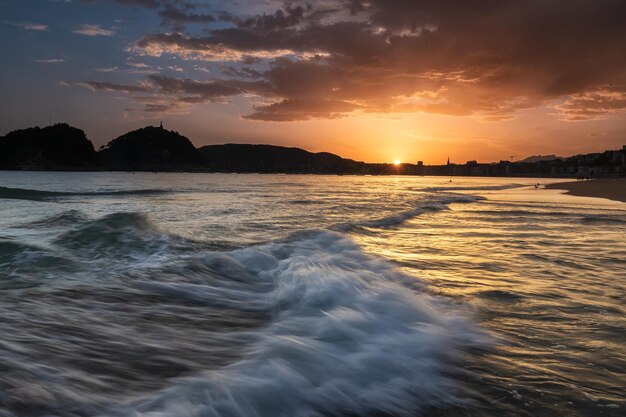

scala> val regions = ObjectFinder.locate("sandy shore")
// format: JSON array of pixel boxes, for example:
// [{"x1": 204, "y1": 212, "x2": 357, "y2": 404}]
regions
[{"x1": 546, "y1": 178, "x2": 626, "y2": 203}]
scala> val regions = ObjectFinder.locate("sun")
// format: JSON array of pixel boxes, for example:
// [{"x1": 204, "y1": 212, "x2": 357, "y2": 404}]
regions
[{"x1": 393, "y1": 159, "x2": 401, "y2": 165}]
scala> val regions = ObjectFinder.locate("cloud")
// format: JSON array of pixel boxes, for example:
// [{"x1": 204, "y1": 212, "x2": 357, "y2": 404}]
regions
[
  {"x1": 127, "y1": 62, "x2": 150, "y2": 68},
  {"x1": 71, "y1": 80, "x2": 152, "y2": 92},
  {"x1": 158, "y1": 5, "x2": 215, "y2": 25},
  {"x1": 238, "y1": 5, "x2": 306, "y2": 31},
  {"x1": 114, "y1": 0, "x2": 160, "y2": 8},
  {"x1": 94, "y1": 66, "x2": 119, "y2": 72},
  {"x1": 148, "y1": 74, "x2": 246, "y2": 100},
  {"x1": 35, "y1": 58, "x2": 65, "y2": 63},
  {"x1": 243, "y1": 98, "x2": 361, "y2": 121},
  {"x1": 82, "y1": 0, "x2": 626, "y2": 121},
  {"x1": 4, "y1": 21, "x2": 48, "y2": 31},
  {"x1": 127, "y1": 32, "x2": 314, "y2": 62},
  {"x1": 555, "y1": 87, "x2": 626, "y2": 121},
  {"x1": 68, "y1": 74, "x2": 262, "y2": 109},
  {"x1": 72, "y1": 24, "x2": 115, "y2": 36}
]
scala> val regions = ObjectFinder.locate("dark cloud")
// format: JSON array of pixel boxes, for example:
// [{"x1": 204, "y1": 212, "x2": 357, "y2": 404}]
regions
[
  {"x1": 114, "y1": 0, "x2": 160, "y2": 8},
  {"x1": 143, "y1": 103, "x2": 176, "y2": 112},
  {"x1": 158, "y1": 5, "x2": 215, "y2": 25},
  {"x1": 238, "y1": 5, "x2": 306, "y2": 31},
  {"x1": 85, "y1": 0, "x2": 626, "y2": 121},
  {"x1": 148, "y1": 74, "x2": 243, "y2": 98},
  {"x1": 243, "y1": 98, "x2": 361, "y2": 121},
  {"x1": 221, "y1": 65, "x2": 263, "y2": 79},
  {"x1": 555, "y1": 86, "x2": 626, "y2": 121},
  {"x1": 77, "y1": 80, "x2": 151, "y2": 92}
]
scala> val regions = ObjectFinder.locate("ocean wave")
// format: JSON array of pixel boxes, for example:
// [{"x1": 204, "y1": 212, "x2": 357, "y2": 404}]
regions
[
  {"x1": 0, "y1": 218, "x2": 484, "y2": 417},
  {"x1": 475, "y1": 289, "x2": 525, "y2": 302},
  {"x1": 336, "y1": 193, "x2": 485, "y2": 230},
  {"x1": 422, "y1": 184, "x2": 524, "y2": 192},
  {"x1": 1, "y1": 212, "x2": 200, "y2": 281},
  {"x1": 0, "y1": 240, "x2": 78, "y2": 288},
  {"x1": 53, "y1": 212, "x2": 198, "y2": 260},
  {"x1": 580, "y1": 215, "x2": 626, "y2": 225},
  {"x1": 0, "y1": 185, "x2": 172, "y2": 201},
  {"x1": 472, "y1": 209, "x2": 577, "y2": 217},
  {"x1": 25, "y1": 210, "x2": 90, "y2": 227},
  {"x1": 103, "y1": 230, "x2": 483, "y2": 417},
  {"x1": 286, "y1": 198, "x2": 323, "y2": 205}
]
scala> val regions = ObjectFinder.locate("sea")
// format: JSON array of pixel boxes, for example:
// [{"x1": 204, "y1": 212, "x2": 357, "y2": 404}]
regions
[{"x1": 0, "y1": 172, "x2": 624, "y2": 417}]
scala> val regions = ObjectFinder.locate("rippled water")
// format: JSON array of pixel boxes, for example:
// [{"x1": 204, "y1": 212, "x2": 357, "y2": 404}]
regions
[{"x1": 0, "y1": 172, "x2": 624, "y2": 417}]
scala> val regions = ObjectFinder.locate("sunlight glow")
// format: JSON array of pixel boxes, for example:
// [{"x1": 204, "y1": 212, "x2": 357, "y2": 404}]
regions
[{"x1": 394, "y1": 159, "x2": 401, "y2": 165}]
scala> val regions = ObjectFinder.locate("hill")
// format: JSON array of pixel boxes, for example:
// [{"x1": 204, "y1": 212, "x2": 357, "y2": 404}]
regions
[
  {"x1": 517, "y1": 155, "x2": 562, "y2": 163},
  {"x1": 198, "y1": 143, "x2": 365, "y2": 173},
  {"x1": 99, "y1": 125, "x2": 203, "y2": 170},
  {"x1": 1, "y1": 123, "x2": 622, "y2": 177},
  {"x1": 0, "y1": 123, "x2": 98, "y2": 170}
]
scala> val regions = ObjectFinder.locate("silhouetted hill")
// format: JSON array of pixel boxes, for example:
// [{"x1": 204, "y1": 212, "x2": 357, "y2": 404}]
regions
[
  {"x1": 99, "y1": 125, "x2": 203, "y2": 170},
  {"x1": 518, "y1": 155, "x2": 562, "y2": 163},
  {"x1": 1, "y1": 123, "x2": 623, "y2": 177},
  {"x1": 198, "y1": 144, "x2": 366, "y2": 173},
  {"x1": 0, "y1": 123, "x2": 98, "y2": 170}
]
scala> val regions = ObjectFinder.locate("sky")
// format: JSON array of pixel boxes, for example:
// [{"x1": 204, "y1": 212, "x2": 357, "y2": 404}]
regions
[{"x1": 1, "y1": 0, "x2": 625, "y2": 164}]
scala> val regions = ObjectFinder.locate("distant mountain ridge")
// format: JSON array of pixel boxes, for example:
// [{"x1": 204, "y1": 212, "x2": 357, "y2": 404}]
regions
[
  {"x1": 198, "y1": 143, "x2": 364, "y2": 173},
  {"x1": 0, "y1": 123, "x2": 624, "y2": 177},
  {"x1": 517, "y1": 155, "x2": 562, "y2": 163}
]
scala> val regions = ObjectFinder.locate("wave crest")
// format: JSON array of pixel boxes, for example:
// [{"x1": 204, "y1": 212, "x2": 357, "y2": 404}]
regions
[
  {"x1": 0, "y1": 185, "x2": 172, "y2": 201},
  {"x1": 106, "y1": 230, "x2": 484, "y2": 417},
  {"x1": 1, "y1": 214, "x2": 485, "y2": 417},
  {"x1": 336, "y1": 193, "x2": 484, "y2": 230},
  {"x1": 53, "y1": 212, "x2": 183, "y2": 259},
  {"x1": 422, "y1": 184, "x2": 524, "y2": 192}
]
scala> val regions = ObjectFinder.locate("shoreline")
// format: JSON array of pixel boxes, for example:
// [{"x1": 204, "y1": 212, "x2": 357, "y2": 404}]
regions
[{"x1": 545, "y1": 178, "x2": 626, "y2": 203}]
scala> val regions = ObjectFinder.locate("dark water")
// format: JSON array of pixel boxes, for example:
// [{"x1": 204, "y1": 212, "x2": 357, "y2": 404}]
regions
[{"x1": 0, "y1": 172, "x2": 624, "y2": 417}]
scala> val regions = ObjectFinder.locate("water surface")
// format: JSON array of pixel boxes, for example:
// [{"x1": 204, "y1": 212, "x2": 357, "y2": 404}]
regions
[{"x1": 0, "y1": 172, "x2": 624, "y2": 417}]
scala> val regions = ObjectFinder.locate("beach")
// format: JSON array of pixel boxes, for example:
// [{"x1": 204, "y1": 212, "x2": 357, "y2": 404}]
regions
[{"x1": 546, "y1": 178, "x2": 626, "y2": 203}]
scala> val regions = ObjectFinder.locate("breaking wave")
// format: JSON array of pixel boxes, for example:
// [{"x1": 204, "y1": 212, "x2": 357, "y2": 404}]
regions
[
  {"x1": 0, "y1": 185, "x2": 172, "y2": 201},
  {"x1": 336, "y1": 192, "x2": 485, "y2": 230},
  {"x1": 422, "y1": 184, "x2": 524, "y2": 192},
  {"x1": 0, "y1": 212, "x2": 484, "y2": 417}
]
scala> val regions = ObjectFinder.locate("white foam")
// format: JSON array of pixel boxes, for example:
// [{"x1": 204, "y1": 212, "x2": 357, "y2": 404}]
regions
[
  {"x1": 108, "y1": 230, "x2": 483, "y2": 417},
  {"x1": 422, "y1": 184, "x2": 524, "y2": 192}
]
